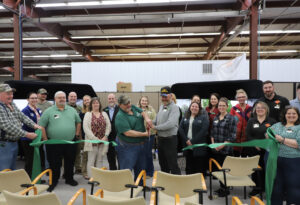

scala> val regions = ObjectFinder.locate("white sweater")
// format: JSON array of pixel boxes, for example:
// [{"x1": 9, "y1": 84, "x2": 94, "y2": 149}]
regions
[{"x1": 83, "y1": 111, "x2": 111, "y2": 152}]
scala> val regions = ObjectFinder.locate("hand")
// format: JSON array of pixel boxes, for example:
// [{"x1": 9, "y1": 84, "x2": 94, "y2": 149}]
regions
[
  {"x1": 215, "y1": 145, "x2": 225, "y2": 151},
  {"x1": 34, "y1": 124, "x2": 42, "y2": 130},
  {"x1": 146, "y1": 119, "x2": 153, "y2": 128},
  {"x1": 275, "y1": 134, "x2": 284, "y2": 143},
  {"x1": 26, "y1": 132, "x2": 37, "y2": 140},
  {"x1": 255, "y1": 146, "x2": 261, "y2": 151},
  {"x1": 186, "y1": 140, "x2": 192, "y2": 146},
  {"x1": 265, "y1": 133, "x2": 269, "y2": 139},
  {"x1": 102, "y1": 136, "x2": 108, "y2": 141},
  {"x1": 143, "y1": 131, "x2": 149, "y2": 137}
]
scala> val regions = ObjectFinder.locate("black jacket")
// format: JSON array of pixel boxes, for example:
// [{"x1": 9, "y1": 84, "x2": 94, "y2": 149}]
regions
[
  {"x1": 179, "y1": 110, "x2": 209, "y2": 156},
  {"x1": 103, "y1": 105, "x2": 119, "y2": 141}
]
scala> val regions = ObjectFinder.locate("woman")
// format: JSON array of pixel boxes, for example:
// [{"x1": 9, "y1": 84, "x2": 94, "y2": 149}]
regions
[
  {"x1": 230, "y1": 89, "x2": 252, "y2": 156},
  {"x1": 269, "y1": 106, "x2": 300, "y2": 205},
  {"x1": 83, "y1": 97, "x2": 111, "y2": 178},
  {"x1": 21, "y1": 92, "x2": 42, "y2": 176},
  {"x1": 79, "y1": 95, "x2": 91, "y2": 179},
  {"x1": 211, "y1": 97, "x2": 237, "y2": 197},
  {"x1": 138, "y1": 96, "x2": 156, "y2": 177},
  {"x1": 191, "y1": 95, "x2": 201, "y2": 104},
  {"x1": 206, "y1": 93, "x2": 220, "y2": 129},
  {"x1": 179, "y1": 102, "x2": 209, "y2": 174},
  {"x1": 245, "y1": 101, "x2": 276, "y2": 196}
]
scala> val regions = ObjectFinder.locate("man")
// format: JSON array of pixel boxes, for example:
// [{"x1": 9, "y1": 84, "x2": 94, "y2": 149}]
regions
[
  {"x1": 257, "y1": 80, "x2": 289, "y2": 122},
  {"x1": 39, "y1": 91, "x2": 81, "y2": 192},
  {"x1": 114, "y1": 95, "x2": 151, "y2": 179},
  {"x1": 290, "y1": 84, "x2": 300, "y2": 111},
  {"x1": 0, "y1": 84, "x2": 40, "y2": 170},
  {"x1": 67, "y1": 91, "x2": 82, "y2": 174},
  {"x1": 103, "y1": 93, "x2": 119, "y2": 170},
  {"x1": 152, "y1": 86, "x2": 181, "y2": 174},
  {"x1": 37, "y1": 88, "x2": 52, "y2": 113}
]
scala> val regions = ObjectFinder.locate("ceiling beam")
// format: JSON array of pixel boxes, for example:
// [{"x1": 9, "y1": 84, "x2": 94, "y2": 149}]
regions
[{"x1": 17, "y1": 3, "x2": 101, "y2": 62}]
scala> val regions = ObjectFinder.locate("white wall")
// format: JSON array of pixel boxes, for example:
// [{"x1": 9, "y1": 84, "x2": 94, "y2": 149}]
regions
[{"x1": 72, "y1": 56, "x2": 249, "y2": 92}]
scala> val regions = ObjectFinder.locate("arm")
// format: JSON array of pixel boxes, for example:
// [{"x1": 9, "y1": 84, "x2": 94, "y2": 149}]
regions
[
  {"x1": 178, "y1": 118, "x2": 189, "y2": 143},
  {"x1": 75, "y1": 123, "x2": 81, "y2": 137},
  {"x1": 124, "y1": 130, "x2": 149, "y2": 137},
  {"x1": 41, "y1": 126, "x2": 48, "y2": 141},
  {"x1": 226, "y1": 116, "x2": 237, "y2": 142},
  {"x1": 154, "y1": 105, "x2": 180, "y2": 130},
  {"x1": 245, "y1": 119, "x2": 254, "y2": 141},
  {"x1": 17, "y1": 105, "x2": 37, "y2": 129},
  {"x1": 190, "y1": 114, "x2": 209, "y2": 145},
  {"x1": 102, "y1": 112, "x2": 111, "y2": 140},
  {"x1": 141, "y1": 110, "x2": 153, "y2": 128}
]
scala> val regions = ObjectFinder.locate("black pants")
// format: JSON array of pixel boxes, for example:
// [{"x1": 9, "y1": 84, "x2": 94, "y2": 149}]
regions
[
  {"x1": 211, "y1": 151, "x2": 227, "y2": 188},
  {"x1": 46, "y1": 144, "x2": 76, "y2": 184},
  {"x1": 157, "y1": 135, "x2": 181, "y2": 175},
  {"x1": 107, "y1": 143, "x2": 118, "y2": 170},
  {"x1": 185, "y1": 150, "x2": 208, "y2": 175}
]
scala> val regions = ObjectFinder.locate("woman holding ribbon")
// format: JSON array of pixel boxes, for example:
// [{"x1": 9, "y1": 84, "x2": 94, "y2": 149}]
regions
[
  {"x1": 269, "y1": 106, "x2": 300, "y2": 205},
  {"x1": 83, "y1": 97, "x2": 111, "y2": 178}
]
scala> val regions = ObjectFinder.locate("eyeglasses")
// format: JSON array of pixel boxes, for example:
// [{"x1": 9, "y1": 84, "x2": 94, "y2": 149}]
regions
[
  {"x1": 237, "y1": 96, "x2": 246, "y2": 99},
  {"x1": 29, "y1": 97, "x2": 38, "y2": 99}
]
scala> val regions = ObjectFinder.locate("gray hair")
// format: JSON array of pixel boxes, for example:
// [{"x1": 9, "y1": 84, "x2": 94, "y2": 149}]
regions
[{"x1": 54, "y1": 91, "x2": 66, "y2": 98}]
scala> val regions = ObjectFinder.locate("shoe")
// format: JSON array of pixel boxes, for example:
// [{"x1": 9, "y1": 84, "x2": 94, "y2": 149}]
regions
[
  {"x1": 218, "y1": 188, "x2": 230, "y2": 197},
  {"x1": 83, "y1": 176, "x2": 90, "y2": 180},
  {"x1": 65, "y1": 180, "x2": 78, "y2": 186},
  {"x1": 214, "y1": 188, "x2": 222, "y2": 194},
  {"x1": 248, "y1": 189, "x2": 261, "y2": 197},
  {"x1": 47, "y1": 183, "x2": 57, "y2": 192},
  {"x1": 75, "y1": 169, "x2": 82, "y2": 175}
]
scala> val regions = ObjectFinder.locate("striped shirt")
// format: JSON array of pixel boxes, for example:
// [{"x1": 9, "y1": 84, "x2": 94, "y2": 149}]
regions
[{"x1": 0, "y1": 101, "x2": 35, "y2": 141}]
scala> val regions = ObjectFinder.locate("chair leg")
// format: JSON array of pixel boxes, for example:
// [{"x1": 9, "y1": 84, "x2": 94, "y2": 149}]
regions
[
  {"x1": 244, "y1": 187, "x2": 246, "y2": 199},
  {"x1": 222, "y1": 171, "x2": 228, "y2": 205},
  {"x1": 209, "y1": 173, "x2": 213, "y2": 200},
  {"x1": 225, "y1": 188, "x2": 228, "y2": 205}
]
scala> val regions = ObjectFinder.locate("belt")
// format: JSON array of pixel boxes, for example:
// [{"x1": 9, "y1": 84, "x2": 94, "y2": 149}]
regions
[
  {"x1": 117, "y1": 137, "x2": 145, "y2": 145},
  {"x1": 0, "y1": 138, "x2": 17, "y2": 142}
]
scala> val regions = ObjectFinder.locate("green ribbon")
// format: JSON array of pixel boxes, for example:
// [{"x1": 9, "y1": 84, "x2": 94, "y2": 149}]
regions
[
  {"x1": 30, "y1": 130, "x2": 117, "y2": 182},
  {"x1": 183, "y1": 127, "x2": 279, "y2": 205}
]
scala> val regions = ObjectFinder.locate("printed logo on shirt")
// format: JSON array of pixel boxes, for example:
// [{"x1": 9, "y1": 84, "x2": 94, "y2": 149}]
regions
[
  {"x1": 253, "y1": 123, "x2": 259, "y2": 128},
  {"x1": 54, "y1": 114, "x2": 60, "y2": 119}
]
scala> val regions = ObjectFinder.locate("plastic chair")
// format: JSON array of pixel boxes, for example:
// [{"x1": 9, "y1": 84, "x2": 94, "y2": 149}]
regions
[
  {"x1": 88, "y1": 195, "x2": 146, "y2": 205},
  {"x1": 250, "y1": 196, "x2": 265, "y2": 205},
  {"x1": 149, "y1": 171, "x2": 207, "y2": 205},
  {"x1": 3, "y1": 188, "x2": 86, "y2": 205},
  {"x1": 0, "y1": 169, "x2": 52, "y2": 205},
  {"x1": 232, "y1": 196, "x2": 243, "y2": 205},
  {"x1": 209, "y1": 155, "x2": 261, "y2": 205},
  {"x1": 88, "y1": 167, "x2": 146, "y2": 201}
]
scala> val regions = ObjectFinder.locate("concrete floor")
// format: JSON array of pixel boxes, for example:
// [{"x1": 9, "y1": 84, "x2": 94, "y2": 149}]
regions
[{"x1": 16, "y1": 155, "x2": 266, "y2": 205}]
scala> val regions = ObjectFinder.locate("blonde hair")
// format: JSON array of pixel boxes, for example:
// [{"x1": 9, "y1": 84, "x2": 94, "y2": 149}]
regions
[
  {"x1": 235, "y1": 89, "x2": 248, "y2": 99},
  {"x1": 171, "y1": 93, "x2": 177, "y2": 104},
  {"x1": 82, "y1": 95, "x2": 91, "y2": 113},
  {"x1": 253, "y1": 101, "x2": 270, "y2": 117}
]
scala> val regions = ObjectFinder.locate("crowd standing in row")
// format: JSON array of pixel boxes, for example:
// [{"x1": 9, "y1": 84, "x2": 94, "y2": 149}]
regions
[{"x1": 0, "y1": 81, "x2": 300, "y2": 204}]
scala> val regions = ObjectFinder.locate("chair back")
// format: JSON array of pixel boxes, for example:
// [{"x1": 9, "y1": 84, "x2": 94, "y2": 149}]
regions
[
  {"x1": 0, "y1": 169, "x2": 31, "y2": 193},
  {"x1": 91, "y1": 167, "x2": 134, "y2": 192},
  {"x1": 88, "y1": 195, "x2": 146, "y2": 205},
  {"x1": 155, "y1": 171, "x2": 203, "y2": 198},
  {"x1": 222, "y1": 155, "x2": 260, "y2": 176},
  {"x1": 3, "y1": 190, "x2": 61, "y2": 205}
]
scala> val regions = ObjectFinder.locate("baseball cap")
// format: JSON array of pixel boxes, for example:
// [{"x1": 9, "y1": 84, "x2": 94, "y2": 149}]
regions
[
  {"x1": 37, "y1": 88, "x2": 48, "y2": 94},
  {"x1": 0, "y1": 84, "x2": 16, "y2": 93},
  {"x1": 160, "y1": 86, "x2": 171, "y2": 97}
]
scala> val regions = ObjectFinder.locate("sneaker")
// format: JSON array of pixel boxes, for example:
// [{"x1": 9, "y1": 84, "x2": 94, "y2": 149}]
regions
[
  {"x1": 218, "y1": 188, "x2": 230, "y2": 197},
  {"x1": 47, "y1": 183, "x2": 57, "y2": 192},
  {"x1": 65, "y1": 180, "x2": 78, "y2": 186},
  {"x1": 248, "y1": 189, "x2": 261, "y2": 197}
]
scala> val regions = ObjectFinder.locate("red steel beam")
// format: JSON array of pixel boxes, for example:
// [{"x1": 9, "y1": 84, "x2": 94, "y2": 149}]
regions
[{"x1": 250, "y1": 0, "x2": 258, "y2": 80}]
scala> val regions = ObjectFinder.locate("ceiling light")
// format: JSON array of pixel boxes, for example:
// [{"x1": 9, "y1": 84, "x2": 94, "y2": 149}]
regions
[
  {"x1": 276, "y1": 50, "x2": 297, "y2": 53},
  {"x1": 0, "y1": 6, "x2": 5, "y2": 10},
  {"x1": 35, "y1": 3, "x2": 67, "y2": 8}
]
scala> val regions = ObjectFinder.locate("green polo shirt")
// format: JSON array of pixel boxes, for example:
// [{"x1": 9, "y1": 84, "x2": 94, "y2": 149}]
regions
[
  {"x1": 115, "y1": 105, "x2": 147, "y2": 143},
  {"x1": 39, "y1": 104, "x2": 81, "y2": 141}
]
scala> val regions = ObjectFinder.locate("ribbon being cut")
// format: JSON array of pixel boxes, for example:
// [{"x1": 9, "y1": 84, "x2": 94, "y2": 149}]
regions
[
  {"x1": 30, "y1": 129, "x2": 117, "y2": 182},
  {"x1": 183, "y1": 128, "x2": 279, "y2": 205}
]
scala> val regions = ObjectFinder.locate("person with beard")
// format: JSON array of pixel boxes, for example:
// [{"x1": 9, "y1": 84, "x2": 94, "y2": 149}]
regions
[
  {"x1": 152, "y1": 86, "x2": 181, "y2": 174},
  {"x1": 39, "y1": 91, "x2": 81, "y2": 192},
  {"x1": 256, "y1": 80, "x2": 289, "y2": 122},
  {"x1": 114, "y1": 95, "x2": 152, "y2": 180},
  {"x1": 36, "y1": 88, "x2": 52, "y2": 113},
  {"x1": 103, "y1": 93, "x2": 119, "y2": 170}
]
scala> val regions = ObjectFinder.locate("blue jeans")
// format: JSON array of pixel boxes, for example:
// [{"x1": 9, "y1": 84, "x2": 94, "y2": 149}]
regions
[
  {"x1": 115, "y1": 137, "x2": 146, "y2": 180},
  {"x1": 145, "y1": 135, "x2": 155, "y2": 177},
  {"x1": 0, "y1": 141, "x2": 18, "y2": 170}
]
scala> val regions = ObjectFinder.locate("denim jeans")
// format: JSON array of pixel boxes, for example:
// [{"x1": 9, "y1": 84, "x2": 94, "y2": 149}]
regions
[
  {"x1": 115, "y1": 137, "x2": 146, "y2": 180},
  {"x1": 0, "y1": 141, "x2": 18, "y2": 170},
  {"x1": 145, "y1": 135, "x2": 155, "y2": 177}
]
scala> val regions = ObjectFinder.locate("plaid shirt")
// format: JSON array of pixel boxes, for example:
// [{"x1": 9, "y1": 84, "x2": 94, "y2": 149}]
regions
[
  {"x1": 0, "y1": 101, "x2": 35, "y2": 141},
  {"x1": 211, "y1": 113, "x2": 237, "y2": 154}
]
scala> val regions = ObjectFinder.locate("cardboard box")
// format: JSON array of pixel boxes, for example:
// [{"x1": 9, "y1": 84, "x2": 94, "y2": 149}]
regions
[{"x1": 117, "y1": 82, "x2": 132, "y2": 92}]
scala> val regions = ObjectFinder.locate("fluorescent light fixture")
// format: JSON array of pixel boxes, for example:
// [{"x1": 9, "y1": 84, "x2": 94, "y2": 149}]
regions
[
  {"x1": 41, "y1": 65, "x2": 49, "y2": 68},
  {"x1": 0, "y1": 56, "x2": 14, "y2": 59},
  {"x1": 93, "y1": 51, "x2": 206, "y2": 57},
  {"x1": 229, "y1": 30, "x2": 300, "y2": 35},
  {"x1": 35, "y1": 3, "x2": 67, "y2": 8},
  {"x1": 276, "y1": 50, "x2": 298, "y2": 53},
  {"x1": 50, "y1": 54, "x2": 68, "y2": 58},
  {"x1": 24, "y1": 65, "x2": 71, "y2": 69},
  {"x1": 0, "y1": 6, "x2": 5, "y2": 10},
  {"x1": 51, "y1": 65, "x2": 71, "y2": 68},
  {"x1": 0, "y1": 74, "x2": 13, "y2": 77}
]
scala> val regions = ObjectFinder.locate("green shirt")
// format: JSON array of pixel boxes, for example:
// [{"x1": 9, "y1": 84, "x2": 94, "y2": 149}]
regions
[
  {"x1": 37, "y1": 101, "x2": 52, "y2": 113},
  {"x1": 115, "y1": 105, "x2": 146, "y2": 143},
  {"x1": 39, "y1": 105, "x2": 81, "y2": 141}
]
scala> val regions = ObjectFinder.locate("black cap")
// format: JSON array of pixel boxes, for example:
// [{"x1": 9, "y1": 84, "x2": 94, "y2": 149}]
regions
[{"x1": 160, "y1": 86, "x2": 171, "y2": 96}]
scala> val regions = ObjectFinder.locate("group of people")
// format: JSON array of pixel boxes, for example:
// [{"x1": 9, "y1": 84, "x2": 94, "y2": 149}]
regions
[{"x1": 0, "y1": 80, "x2": 300, "y2": 204}]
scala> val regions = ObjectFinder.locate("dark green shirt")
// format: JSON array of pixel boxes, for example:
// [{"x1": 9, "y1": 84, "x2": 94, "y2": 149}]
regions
[
  {"x1": 39, "y1": 105, "x2": 81, "y2": 141},
  {"x1": 115, "y1": 105, "x2": 146, "y2": 143}
]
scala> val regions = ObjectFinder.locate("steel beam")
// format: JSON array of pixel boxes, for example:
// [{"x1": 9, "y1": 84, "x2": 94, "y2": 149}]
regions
[{"x1": 249, "y1": 0, "x2": 258, "y2": 80}]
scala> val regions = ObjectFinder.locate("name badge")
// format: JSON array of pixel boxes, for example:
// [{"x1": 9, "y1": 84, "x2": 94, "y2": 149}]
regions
[
  {"x1": 54, "y1": 114, "x2": 60, "y2": 119},
  {"x1": 236, "y1": 110, "x2": 240, "y2": 113},
  {"x1": 253, "y1": 123, "x2": 259, "y2": 128},
  {"x1": 30, "y1": 113, "x2": 34, "y2": 117},
  {"x1": 274, "y1": 104, "x2": 280, "y2": 109},
  {"x1": 214, "y1": 120, "x2": 219, "y2": 124},
  {"x1": 286, "y1": 129, "x2": 293, "y2": 133}
]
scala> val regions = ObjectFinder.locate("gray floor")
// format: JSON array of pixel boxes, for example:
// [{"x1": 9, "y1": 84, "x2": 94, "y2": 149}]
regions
[{"x1": 16, "y1": 155, "x2": 265, "y2": 205}]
